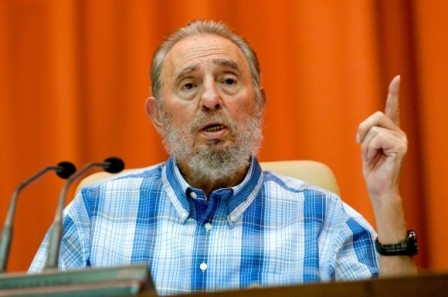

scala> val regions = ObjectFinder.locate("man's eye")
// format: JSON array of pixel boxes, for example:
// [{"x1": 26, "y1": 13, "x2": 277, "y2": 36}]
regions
[
  {"x1": 182, "y1": 82, "x2": 195, "y2": 90},
  {"x1": 223, "y1": 78, "x2": 236, "y2": 85}
]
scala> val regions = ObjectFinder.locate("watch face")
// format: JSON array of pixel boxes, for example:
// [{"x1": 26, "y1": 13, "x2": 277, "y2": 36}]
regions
[{"x1": 407, "y1": 230, "x2": 419, "y2": 255}]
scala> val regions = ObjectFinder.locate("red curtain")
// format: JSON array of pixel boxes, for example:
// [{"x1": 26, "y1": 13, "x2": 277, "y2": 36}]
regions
[{"x1": 1, "y1": 0, "x2": 447, "y2": 273}]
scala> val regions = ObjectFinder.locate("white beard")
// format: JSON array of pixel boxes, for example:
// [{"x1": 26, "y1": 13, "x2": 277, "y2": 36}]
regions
[{"x1": 161, "y1": 109, "x2": 263, "y2": 182}]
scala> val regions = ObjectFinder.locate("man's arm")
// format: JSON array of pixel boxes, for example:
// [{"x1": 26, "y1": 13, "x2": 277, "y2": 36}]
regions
[{"x1": 356, "y1": 75, "x2": 418, "y2": 276}]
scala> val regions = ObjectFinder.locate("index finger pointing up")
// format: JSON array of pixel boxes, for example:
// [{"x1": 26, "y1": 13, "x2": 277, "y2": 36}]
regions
[{"x1": 385, "y1": 75, "x2": 401, "y2": 126}]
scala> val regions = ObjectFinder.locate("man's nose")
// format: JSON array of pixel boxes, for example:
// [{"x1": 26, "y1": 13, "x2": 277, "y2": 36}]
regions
[{"x1": 200, "y1": 82, "x2": 222, "y2": 111}]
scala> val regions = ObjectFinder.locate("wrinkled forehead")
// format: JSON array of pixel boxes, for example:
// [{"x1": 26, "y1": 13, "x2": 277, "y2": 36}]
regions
[{"x1": 161, "y1": 34, "x2": 251, "y2": 81}]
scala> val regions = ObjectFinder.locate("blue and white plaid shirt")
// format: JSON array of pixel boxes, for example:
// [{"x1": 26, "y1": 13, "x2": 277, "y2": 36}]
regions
[{"x1": 29, "y1": 157, "x2": 379, "y2": 295}]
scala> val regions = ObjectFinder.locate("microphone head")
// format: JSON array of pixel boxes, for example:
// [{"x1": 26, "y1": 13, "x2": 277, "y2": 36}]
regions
[
  {"x1": 56, "y1": 161, "x2": 77, "y2": 179},
  {"x1": 103, "y1": 157, "x2": 125, "y2": 173}
]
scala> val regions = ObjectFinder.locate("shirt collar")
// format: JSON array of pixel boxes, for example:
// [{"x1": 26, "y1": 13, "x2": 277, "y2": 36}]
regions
[{"x1": 161, "y1": 156, "x2": 264, "y2": 225}]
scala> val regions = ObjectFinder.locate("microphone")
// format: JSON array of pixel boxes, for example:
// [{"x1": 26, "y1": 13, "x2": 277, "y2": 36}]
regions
[
  {"x1": 45, "y1": 157, "x2": 125, "y2": 270},
  {"x1": 0, "y1": 161, "x2": 76, "y2": 273}
]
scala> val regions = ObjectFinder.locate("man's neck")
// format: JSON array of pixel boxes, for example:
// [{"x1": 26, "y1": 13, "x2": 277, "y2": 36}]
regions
[{"x1": 177, "y1": 161, "x2": 250, "y2": 197}]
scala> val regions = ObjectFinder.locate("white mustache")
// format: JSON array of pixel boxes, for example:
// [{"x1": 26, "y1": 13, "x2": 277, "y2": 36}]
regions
[{"x1": 189, "y1": 111, "x2": 236, "y2": 136}]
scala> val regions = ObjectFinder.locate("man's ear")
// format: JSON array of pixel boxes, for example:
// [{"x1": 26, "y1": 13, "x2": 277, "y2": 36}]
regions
[
  {"x1": 260, "y1": 88, "x2": 267, "y2": 107},
  {"x1": 258, "y1": 88, "x2": 267, "y2": 116},
  {"x1": 145, "y1": 96, "x2": 164, "y2": 134}
]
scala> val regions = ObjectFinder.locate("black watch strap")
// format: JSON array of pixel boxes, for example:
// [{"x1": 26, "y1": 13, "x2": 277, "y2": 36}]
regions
[{"x1": 375, "y1": 230, "x2": 418, "y2": 256}]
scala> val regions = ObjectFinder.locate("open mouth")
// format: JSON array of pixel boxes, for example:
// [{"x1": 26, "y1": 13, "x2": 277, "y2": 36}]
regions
[{"x1": 202, "y1": 124, "x2": 225, "y2": 133}]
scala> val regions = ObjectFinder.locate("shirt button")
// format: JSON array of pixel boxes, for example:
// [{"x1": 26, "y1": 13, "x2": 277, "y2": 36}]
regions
[
  {"x1": 200, "y1": 262, "x2": 208, "y2": 271},
  {"x1": 190, "y1": 191, "x2": 197, "y2": 199},
  {"x1": 204, "y1": 223, "x2": 212, "y2": 231}
]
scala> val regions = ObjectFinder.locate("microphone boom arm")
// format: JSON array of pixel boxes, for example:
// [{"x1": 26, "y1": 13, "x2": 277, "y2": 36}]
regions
[
  {"x1": 0, "y1": 162, "x2": 76, "y2": 273},
  {"x1": 45, "y1": 158, "x2": 124, "y2": 270}
]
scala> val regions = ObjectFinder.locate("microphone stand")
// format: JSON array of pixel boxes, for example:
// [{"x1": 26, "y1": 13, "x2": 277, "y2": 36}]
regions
[
  {"x1": 45, "y1": 157, "x2": 124, "y2": 270},
  {"x1": 0, "y1": 158, "x2": 156, "y2": 296},
  {"x1": 45, "y1": 162, "x2": 110, "y2": 270}
]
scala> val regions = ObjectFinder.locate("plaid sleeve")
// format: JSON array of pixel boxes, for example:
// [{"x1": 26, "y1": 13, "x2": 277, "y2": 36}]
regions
[{"x1": 333, "y1": 213, "x2": 379, "y2": 280}]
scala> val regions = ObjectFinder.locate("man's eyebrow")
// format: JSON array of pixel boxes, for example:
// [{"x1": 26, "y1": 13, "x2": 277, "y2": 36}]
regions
[
  {"x1": 212, "y1": 58, "x2": 240, "y2": 70},
  {"x1": 175, "y1": 64, "x2": 199, "y2": 85}
]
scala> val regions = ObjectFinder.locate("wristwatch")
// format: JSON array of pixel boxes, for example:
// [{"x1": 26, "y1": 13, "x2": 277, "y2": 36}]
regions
[{"x1": 375, "y1": 230, "x2": 418, "y2": 256}]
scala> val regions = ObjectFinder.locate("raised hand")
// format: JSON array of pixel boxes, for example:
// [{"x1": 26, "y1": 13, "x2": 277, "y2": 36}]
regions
[{"x1": 356, "y1": 75, "x2": 408, "y2": 198}]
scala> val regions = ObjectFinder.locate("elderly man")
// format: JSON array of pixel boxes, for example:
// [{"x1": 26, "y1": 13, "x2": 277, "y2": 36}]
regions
[{"x1": 29, "y1": 20, "x2": 417, "y2": 295}]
